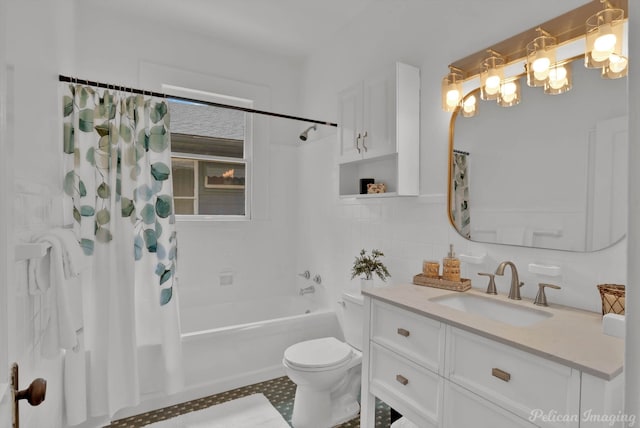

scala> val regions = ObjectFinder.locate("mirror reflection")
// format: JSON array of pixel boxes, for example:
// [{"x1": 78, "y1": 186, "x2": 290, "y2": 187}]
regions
[{"x1": 449, "y1": 58, "x2": 627, "y2": 252}]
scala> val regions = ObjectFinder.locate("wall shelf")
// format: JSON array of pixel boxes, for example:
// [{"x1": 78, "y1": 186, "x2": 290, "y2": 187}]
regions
[
  {"x1": 459, "y1": 253, "x2": 487, "y2": 265},
  {"x1": 528, "y1": 263, "x2": 562, "y2": 277}
]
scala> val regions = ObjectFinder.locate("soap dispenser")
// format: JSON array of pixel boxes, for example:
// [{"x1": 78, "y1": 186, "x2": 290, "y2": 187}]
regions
[{"x1": 442, "y1": 244, "x2": 461, "y2": 282}]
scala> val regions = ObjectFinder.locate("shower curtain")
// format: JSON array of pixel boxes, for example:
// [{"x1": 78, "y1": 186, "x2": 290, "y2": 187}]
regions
[
  {"x1": 62, "y1": 83, "x2": 182, "y2": 418},
  {"x1": 451, "y1": 152, "x2": 471, "y2": 238}
]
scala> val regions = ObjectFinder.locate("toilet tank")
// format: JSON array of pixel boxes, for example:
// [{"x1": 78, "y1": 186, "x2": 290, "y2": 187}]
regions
[{"x1": 341, "y1": 292, "x2": 364, "y2": 351}]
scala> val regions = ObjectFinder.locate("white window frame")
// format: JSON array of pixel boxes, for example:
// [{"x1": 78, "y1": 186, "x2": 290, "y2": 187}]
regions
[{"x1": 164, "y1": 85, "x2": 253, "y2": 222}]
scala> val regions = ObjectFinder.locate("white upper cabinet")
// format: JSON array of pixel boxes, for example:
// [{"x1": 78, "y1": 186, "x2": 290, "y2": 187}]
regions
[{"x1": 337, "y1": 62, "x2": 420, "y2": 197}]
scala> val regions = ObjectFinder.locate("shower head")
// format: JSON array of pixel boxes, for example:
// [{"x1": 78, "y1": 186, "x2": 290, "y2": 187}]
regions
[{"x1": 299, "y1": 124, "x2": 317, "y2": 141}]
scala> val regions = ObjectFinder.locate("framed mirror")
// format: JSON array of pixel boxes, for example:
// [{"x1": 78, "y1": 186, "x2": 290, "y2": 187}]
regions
[{"x1": 448, "y1": 57, "x2": 628, "y2": 252}]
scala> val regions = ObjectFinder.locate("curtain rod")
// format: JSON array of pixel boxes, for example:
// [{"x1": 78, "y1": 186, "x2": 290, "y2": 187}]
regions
[
  {"x1": 58, "y1": 74, "x2": 338, "y2": 127},
  {"x1": 453, "y1": 149, "x2": 470, "y2": 155}
]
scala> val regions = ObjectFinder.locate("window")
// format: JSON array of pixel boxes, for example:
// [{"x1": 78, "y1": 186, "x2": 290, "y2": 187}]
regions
[{"x1": 168, "y1": 97, "x2": 251, "y2": 219}]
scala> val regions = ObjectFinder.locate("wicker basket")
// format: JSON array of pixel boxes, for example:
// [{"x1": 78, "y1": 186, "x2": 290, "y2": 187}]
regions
[{"x1": 597, "y1": 284, "x2": 625, "y2": 315}]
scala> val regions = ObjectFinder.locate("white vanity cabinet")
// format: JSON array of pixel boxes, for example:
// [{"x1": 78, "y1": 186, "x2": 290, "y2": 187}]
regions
[
  {"x1": 446, "y1": 327, "x2": 580, "y2": 428},
  {"x1": 366, "y1": 299, "x2": 445, "y2": 427},
  {"x1": 360, "y1": 294, "x2": 623, "y2": 428},
  {"x1": 337, "y1": 62, "x2": 419, "y2": 197}
]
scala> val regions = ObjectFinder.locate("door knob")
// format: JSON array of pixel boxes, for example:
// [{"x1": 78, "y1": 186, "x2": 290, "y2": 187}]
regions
[{"x1": 11, "y1": 363, "x2": 47, "y2": 428}]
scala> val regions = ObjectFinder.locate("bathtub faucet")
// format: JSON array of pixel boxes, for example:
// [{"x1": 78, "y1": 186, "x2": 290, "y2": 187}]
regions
[{"x1": 299, "y1": 285, "x2": 316, "y2": 295}]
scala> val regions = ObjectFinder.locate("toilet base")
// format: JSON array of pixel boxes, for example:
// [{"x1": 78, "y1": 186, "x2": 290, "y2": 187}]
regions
[{"x1": 291, "y1": 387, "x2": 359, "y2": 428}]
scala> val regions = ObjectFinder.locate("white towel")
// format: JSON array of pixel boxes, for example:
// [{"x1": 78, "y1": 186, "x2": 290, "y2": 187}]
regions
[
  {"x1": 28, "y1": 229, "x2": 88, "y2": 294},
  {"x1": 40, "y1": 234, "x2": 82, "y2": 356},
  {"x1": 28, "y1": 229, "x2": 88, "y2": 425}
]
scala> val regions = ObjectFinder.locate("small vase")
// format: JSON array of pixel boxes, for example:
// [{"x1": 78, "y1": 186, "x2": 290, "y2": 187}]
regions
[{"x1": 360, "y1": 278, "x2": 374, "y2": 291}]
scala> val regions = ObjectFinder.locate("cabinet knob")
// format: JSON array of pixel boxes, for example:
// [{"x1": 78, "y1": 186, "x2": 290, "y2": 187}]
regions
[
  {"x1": 396, "y1": 374, "x2": 409, "y2": 386},
  {"x1": 397, "y1": 328, "x2": 410, "y2": 337},
  {"x1": 361, "y1": 131, "x2": 368, "y2": 152},
  {"x1": 491, "y1": 367, "x2": 511, "y2": 382},
  {"x1": 356, "y1": 133, "x2": 362, "y2": 153}
]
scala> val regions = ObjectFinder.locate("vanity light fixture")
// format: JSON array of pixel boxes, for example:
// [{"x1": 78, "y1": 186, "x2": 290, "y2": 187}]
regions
[
  {"x1": 441, "y1": 66, "x2": 465, "y2": 112},
  {"x1": 526, "y1": 29, "x2": 557, "y2": 87},
  {"x1": 585, "y1": 3, "x2": 626, "y2": 79},
  {"x1": 544, "y1": 61, "x2": 572, "y2": 95},
  {"x1": 498, "y1": 78, "x2": 521, "y2": 107},
  {"x1": 480, "y1": 51, "x2": 505, "y2": 101},
  {"x1": 439, "y1": 0, "x2": 627, "y2": 114}
]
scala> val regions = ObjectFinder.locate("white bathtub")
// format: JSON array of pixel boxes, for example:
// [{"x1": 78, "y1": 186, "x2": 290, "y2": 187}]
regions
[
  {"x1": 114, "y1": 295, "x2": 341, "y2": 421},
  {"x1": 179, "y1": 295, "x2": 341, "y2": 395}
]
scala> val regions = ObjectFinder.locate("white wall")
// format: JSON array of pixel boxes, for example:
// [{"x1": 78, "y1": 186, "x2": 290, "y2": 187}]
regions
[{"x1": 298, "y1": 0, "x2": 626, "y2": 316}]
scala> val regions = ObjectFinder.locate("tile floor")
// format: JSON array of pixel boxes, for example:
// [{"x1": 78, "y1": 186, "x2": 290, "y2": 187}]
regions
[{"x1": 106, "y1": 376, "x2": 391, "y2": 427}]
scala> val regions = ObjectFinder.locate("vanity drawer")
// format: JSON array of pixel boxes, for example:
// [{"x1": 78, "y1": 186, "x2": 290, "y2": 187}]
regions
[
  {"x1": 443, "y1": 381, "x2": 537, "y2": 428},
  {"x1": 370, "y1": 342, "x2": 443, "y2": 428},
  {"x1": 446, "y1": 327, "x2": 580, "y2": 428},
  {"x1": 371, "y1": 299, "x2": 444, "y2": 373}
]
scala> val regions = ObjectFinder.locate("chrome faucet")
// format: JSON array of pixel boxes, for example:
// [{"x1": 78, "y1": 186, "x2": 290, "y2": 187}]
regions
[
  {"x1": 299, "y1": 285, "x2": 315, "y2": 295},
  {"x1": 495, "y1": 261, "x2": 524, "y2": 300}
]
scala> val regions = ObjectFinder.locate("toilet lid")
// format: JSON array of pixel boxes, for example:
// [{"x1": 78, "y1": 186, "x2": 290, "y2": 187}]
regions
[{"x1": 284, "y1": 337, "x2": 352, "y2": 369}]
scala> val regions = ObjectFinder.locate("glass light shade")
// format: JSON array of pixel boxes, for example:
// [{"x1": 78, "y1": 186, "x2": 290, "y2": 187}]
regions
[
  {"x1": 526, "y1": 35, "x2": 556, "y2": 87},
  {"x1": 442, "y1": 71, "x2": 464, "y2": 112},
  {"x1": 585, "y1": 8, "x2": 625, "y2": 69},
  {"x1": 602, "y1": 54, "x2": 628, "y2": 79},
  {"x1": 480, "y1": 56, "x2": 505, "y2": 101},
  {"x1": 461, "y1": 95, "x2": 477, "y2": 118},
  {"x1": 544, "y1": 63, "x2": 572, "y2": 95},
  {"x1": 498, "y1": 79, "x2": 521, "y2": 107}
]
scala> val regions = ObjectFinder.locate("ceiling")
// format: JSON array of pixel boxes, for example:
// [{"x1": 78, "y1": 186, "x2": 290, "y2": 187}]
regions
[
  {"x1": 81, "y1": 0, "x2": 593, "y2": 61},
  {"x1": 83, "y1": 0, "x2": 378, "y2": 59}
]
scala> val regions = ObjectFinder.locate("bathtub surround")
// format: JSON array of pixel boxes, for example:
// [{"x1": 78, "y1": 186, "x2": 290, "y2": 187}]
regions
[{"x1": 61, "y1": 83, "x2": 182, "y2": 421}]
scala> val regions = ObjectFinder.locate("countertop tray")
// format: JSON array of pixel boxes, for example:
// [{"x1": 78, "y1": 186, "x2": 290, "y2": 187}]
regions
[{"x1": 412, "y1": 274, "x2": 471, "y2": 292}]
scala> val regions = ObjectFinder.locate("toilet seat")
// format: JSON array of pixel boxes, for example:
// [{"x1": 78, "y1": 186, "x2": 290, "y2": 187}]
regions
[{"x1": 284, "y1": 337, "x2": 353, "y2": 370}]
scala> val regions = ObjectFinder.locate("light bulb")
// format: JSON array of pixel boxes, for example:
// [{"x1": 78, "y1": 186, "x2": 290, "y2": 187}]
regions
[
  {"x1": 533, "y1": 69, "x2": 549, "y2": 81},
  {"x1": 548, "y1": 78, "x2": 567, "y2": 90},
  {"x1": 463, "y1": 95, "x2": 476, "y2": 113},
  {"x1": 485, "y1": 76, "x2": 501, "y2": 94},
  {"x1": 608, "y1": 54, "x2": 628, "y2": 73},
  {"x1": 500, "y1": 82, "x2": 517, "y2": 102},
  {"x1": 532, "y1": 57, "x2": 551, "y2": 73},
  {"x1": 549, "y1": 66, "x2": 567, "y2": 81},
  {"x1": 594, "y1": 33, "x2": 616, "y2": 54},
  {"x1": 446, "y1": 89, "x2": 461, "y2": 108}
]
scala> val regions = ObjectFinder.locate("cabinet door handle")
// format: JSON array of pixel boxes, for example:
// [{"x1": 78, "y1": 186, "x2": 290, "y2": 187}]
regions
[
  {"x1": 361, "y1": 131, "x2": 368, "y2": 152},
  {"x1": 397, "y1": 328, "x2": 410, "y2": 337},
  {"x1": 396, "y1": 374, "x2": 409, "y2": 386},
  {"x1": 492, "y1": 367, "x2": 511, "y2": 382},
  {"x1": 355, "y1": 133, "x2": 362, "y2": 154}
]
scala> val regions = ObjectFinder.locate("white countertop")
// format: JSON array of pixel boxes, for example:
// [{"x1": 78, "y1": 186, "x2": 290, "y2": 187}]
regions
[{"x1": 363, "y1": 283, "x2": 624, "y2": 380}]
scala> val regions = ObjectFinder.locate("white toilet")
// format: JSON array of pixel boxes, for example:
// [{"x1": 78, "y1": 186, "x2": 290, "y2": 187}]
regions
[{"x1": 283, "y1": 292, "x2": 364, "y2": 428}]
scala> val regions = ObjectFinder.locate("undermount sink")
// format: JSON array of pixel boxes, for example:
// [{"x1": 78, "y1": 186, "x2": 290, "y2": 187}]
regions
[{"x1": 430, "y1": 293, "x2": 552, "y2": 327}]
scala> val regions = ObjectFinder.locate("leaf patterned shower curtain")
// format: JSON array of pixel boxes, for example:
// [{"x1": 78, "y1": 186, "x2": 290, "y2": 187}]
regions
[
  {"x1": 62, "y1": 83, "x2": 182, "y2": 418},
  {"x1": 451, "y1": 151, "x2": 471, "y2": 239}
]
